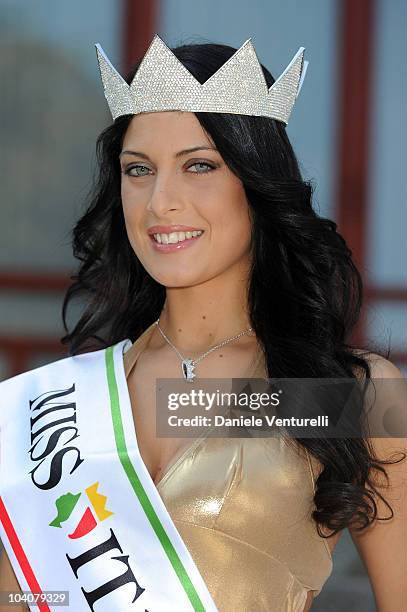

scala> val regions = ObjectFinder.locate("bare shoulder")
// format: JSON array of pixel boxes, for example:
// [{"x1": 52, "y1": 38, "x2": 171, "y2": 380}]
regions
[
  {"x1": 353, "y1": 349, "x2": 405, "y2": 378},
  {"x1": 348, "y1": 351, "x2": 407, "y2": 607},
  {"x1": 351, "y1": 348, "x2": 406, "y2": 457},
  {"x1": 351, "y1": 348, "x2": 405, "y2": 380}
]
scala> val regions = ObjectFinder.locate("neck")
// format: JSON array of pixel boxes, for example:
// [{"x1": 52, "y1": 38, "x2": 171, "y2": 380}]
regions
[{"x1": 156, "y1": 270, "x2": 253, "y2": 355}]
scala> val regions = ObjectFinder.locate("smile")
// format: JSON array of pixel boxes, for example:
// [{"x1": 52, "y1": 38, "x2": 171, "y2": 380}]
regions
[
  {"x1": 149, "y1": 230, "x2": 204, "y2": 253},
  {"x1": 152, "y1": 230, "x2": 204, "y2": 244}
]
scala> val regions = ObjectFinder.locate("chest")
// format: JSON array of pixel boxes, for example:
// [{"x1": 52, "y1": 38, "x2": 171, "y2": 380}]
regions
[
  {"x1": 126, "y1": 349, "x2": 202, "y2": 485},
  {"x1": 125, "y1": 340, "x2": 262, "y2": 485}
]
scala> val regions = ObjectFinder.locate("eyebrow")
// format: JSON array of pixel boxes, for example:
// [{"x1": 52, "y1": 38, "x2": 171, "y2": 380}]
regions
[{"x1": 119, "y1": 146, "x2": 218, "y2": 160}]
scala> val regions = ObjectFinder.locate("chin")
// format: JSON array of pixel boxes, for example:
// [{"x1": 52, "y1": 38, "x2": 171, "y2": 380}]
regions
[{"x1": 150, "y1": 270, "x2": 205, "y2": 288}]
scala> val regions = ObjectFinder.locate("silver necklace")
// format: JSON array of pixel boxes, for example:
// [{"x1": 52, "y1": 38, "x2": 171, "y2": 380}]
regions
[{"x1": 155, "y1": 318, "x2": 253, "y2": 383}]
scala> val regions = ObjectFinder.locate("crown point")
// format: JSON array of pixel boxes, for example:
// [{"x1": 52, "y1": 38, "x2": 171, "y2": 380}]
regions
[{"x1": 94, "y1": 34, "x2": 308, "y2": 124}]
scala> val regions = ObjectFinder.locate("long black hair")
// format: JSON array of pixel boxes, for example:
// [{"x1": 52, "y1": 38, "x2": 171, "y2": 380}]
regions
[{"x1": 62, "y1": 41, "x2": 405, "y2": 537}]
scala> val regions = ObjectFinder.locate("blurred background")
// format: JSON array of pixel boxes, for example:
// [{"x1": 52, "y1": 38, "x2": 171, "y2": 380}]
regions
[{"x1": 0, "y1": 0, "x2": 406, "y2": 609}]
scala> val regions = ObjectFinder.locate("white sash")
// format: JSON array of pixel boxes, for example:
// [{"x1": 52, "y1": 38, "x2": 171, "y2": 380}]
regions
[{"x1": 0, "y1": 340, "x2": 218, "y2": 611}]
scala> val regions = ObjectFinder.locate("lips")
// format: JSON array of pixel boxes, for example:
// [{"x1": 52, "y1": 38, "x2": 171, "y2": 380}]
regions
[{"x1": 147, "y1": 225, "x2": 204, "y2": 235}]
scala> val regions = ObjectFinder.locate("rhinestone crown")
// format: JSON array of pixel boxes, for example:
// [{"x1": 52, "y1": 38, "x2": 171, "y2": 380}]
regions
[{"x1": 95, "y1": 35, "x2": 308, "y2": 125}]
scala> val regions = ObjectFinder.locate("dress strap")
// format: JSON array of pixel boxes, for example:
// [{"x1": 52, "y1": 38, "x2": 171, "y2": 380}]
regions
[
  {"x1": 304, "y1": 447, "x2": 318, "y2": 495},
  {"x1": 123, "y1": 322, "x2": 157, "y2": 379}
]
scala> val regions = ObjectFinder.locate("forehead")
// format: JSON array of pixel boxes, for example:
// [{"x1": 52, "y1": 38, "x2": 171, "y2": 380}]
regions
[{"x1": 122, "y1": 111, "x2": 212, "y2": 147}]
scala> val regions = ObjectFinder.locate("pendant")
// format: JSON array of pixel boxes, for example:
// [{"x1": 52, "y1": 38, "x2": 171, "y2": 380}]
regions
[{"x1": 182, "y1": 358, "x2": 196, "y2": 382}]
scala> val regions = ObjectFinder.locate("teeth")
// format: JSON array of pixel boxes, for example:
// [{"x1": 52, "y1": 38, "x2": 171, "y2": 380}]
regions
[{"x1": 153, "y1": 230, "x2": 203, "y2": 244}]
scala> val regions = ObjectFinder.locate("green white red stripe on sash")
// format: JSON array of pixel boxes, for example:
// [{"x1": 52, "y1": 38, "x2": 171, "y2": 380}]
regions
[{"x1": 0, "y1": 339, "x2": 218, "y2": 611}]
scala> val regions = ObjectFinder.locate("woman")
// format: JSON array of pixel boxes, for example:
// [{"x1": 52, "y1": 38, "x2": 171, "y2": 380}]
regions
[{"x1": 1, "y1": 36, "x2": 407, "y2": 611}]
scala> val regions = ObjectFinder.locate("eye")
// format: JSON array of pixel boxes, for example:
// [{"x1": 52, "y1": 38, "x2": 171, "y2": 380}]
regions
[
  {"x1": 123, "y1": 164, "x2": 152, "y2": 177},
  {"x1": 187, "y1": 161, "x2": 216, "y2": 174}
]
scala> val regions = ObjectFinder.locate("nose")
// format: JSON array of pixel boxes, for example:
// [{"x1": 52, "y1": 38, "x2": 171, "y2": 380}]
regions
[{"x1": 146, "y1": 169, "x2": 183, "y2": 216}]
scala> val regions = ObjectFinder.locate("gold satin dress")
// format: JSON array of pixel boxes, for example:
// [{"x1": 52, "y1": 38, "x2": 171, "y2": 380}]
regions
[{"x1": 124, "y1": 323, "x2": 333, "y2": 611}]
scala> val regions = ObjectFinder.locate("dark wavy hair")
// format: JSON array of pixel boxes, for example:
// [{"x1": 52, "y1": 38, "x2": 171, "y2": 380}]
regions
[{"x1": 61, "y1": 41, "x2": 405, "y2": 538}]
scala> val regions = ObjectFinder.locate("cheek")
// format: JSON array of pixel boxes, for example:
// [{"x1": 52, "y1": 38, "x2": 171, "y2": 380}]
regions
[
  {"x1": 121, "y1": 183, "x2": 130, "y2": 219},
  {"x1": 121, "y1": 180, "x2": 134, "y2": 211},
  {"x1": 121, "y1": 182, "x2": 143, "y2": 227},
  {"x1": 226, "y1": 213, "x2": 252, "y2": 253},
  {"x1": 210, "y1": 183, "x2": 251, "y2": 240},
  {"x1": 121, "y1": 197, "x2": 144, "y2": 254}
]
